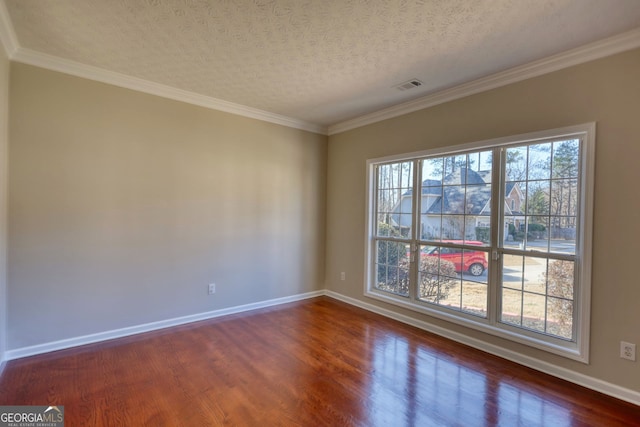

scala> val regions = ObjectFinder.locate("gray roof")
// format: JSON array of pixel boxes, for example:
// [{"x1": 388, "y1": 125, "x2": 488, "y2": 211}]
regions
[
  {"x1": 394, "y1": 167, "x2": 523, "y2": 219},
  {"x1": 402, "y1": 168, "x2": 492, "y2": 215},
  {"x1": 425, "y1": 183, "x2": 490, "y2": 215}
]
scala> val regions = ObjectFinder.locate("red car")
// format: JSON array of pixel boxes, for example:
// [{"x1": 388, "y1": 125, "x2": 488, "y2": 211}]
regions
[{"x1": 418, "y1": 240, "x2": 488, "y2": 276}]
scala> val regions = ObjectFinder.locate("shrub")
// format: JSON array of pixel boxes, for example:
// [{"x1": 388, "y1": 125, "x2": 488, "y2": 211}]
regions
[
  {"x1": 527, "y1": 223, "x2": 546, "y2": 240},
  {"x1": 376, "y1": 223, "x2": 409, "y2": 294},
  {"x1": 416, "y1": 257, "x2": 457, "y2": 302},
  {"x1": 512, "y1": 231, "x2": 525, "y2": 241},
  {"x1": 475, "y1": 227, "x2": 490, "y2": 243},
  {"x1": 528, "y1": 223, "x2": 546, "y2": 232},
  {"x1": 545, "y1": 260, "x2": 574, "y2": 329}
]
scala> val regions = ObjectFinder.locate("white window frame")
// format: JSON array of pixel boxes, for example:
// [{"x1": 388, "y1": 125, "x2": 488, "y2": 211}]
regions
[{"x1": 364, "y1": 123, "x2": 595, "y2": 362}]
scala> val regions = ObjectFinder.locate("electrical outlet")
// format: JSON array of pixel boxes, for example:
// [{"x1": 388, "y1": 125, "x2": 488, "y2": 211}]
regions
[
  {"x1": 340, "y1": 272, "x2": 346, "y2": 281},
  {"x1": 620, "y1": 341, "x2": 636, "y2": 361},
  {"x1": 208, "y1": 283, "x2": 216, "y2": 295}
]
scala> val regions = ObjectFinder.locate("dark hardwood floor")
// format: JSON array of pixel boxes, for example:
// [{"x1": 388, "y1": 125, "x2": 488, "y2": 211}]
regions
[{"x1": 1, "y1": 297, "x2": 638, "y2": 426}]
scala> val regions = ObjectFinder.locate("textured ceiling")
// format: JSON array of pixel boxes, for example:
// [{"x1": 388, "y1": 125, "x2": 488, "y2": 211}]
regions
[{"x1": 4, "y1": 0, "x2": 640, "y2": 128}]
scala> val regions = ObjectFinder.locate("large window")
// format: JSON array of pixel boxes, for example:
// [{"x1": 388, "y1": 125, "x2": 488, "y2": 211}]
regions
[{"x1": 365, "y1": 124, "x2": 594, "y2": 361}]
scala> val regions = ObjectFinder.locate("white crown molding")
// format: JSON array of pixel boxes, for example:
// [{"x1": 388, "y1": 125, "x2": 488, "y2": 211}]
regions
[
  {"x1": 0, "y1": 0, "x2": 328, "y2": 134},
  {"x1": 0, "y1": 0, "x2": 326, "y2": 134},
  {"x1": 0, "y1": 0, "x2": 17, "y2": 57},
  {"x1": 11, "y1": 48, "x2": 328, "y2": 135},
  {"x1": 0, "y1": 3, "x2": 639, "y2": 137},
  {"x1": 328, "y1": 27, "x2": 640, "y2": 135},
  {"x1": 325, "y1": 291, "x2": 640, "y2": 406}
]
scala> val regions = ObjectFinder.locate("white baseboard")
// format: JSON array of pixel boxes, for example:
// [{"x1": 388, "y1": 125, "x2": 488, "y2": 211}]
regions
[
  {"x1": 324, "y1": 290, "x2": 640, "y2": 407},
  {"x1": 4, "y1": 289, "x2": 638, "y2": 406},
  {"x1": 5, "y1": 290, "x2": 324, "y2": 361}
]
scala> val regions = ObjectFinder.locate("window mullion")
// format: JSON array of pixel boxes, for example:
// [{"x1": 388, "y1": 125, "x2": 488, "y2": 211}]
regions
[
  {"x1": 365, "y1": 123, "x2": 593, "y2": 362},
  {"x1": 373, "y1": 165, "x2": 379, "y2": 235},
  {"x1": 409, "y1": 159, "x2": 422, "y2": 301},
  {"x1": 486, "y1": 147, "x2": 504, "y2": 326}
]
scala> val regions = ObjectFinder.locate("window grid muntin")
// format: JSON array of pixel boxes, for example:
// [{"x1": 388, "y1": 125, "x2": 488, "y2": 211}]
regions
[
  {"x1": 372, "y1": 160, "x2": 415, "y2": 299},
  {"x1": 419, "y1": 151, "x2": 493, "y2": 247},
  {"x1": 365, "y1": 124, "x2": 593, "y2": 361},
  {"x1": 498, "y1": 138, "x2": 581, "y2": 342},
  {"x1": 414, "y1": 150, "x2": 493, "y2": 317},
  {"x1": 375, "y1": 161, "x2": 414, "y2": 239}
]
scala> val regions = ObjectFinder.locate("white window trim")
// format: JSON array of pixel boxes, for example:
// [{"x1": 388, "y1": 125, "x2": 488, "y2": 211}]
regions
[{"x1": 364, "y1": 123, "x2": 595, "y2": 362}]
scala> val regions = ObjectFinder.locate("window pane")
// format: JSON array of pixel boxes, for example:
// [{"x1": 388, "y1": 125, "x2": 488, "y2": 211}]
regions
[
  {"x1": 462, "y1": 249, "x2": 488, "y2": 280},
  {"x1": 503, "y1": 181, "x2": 526, "y2": 249},
  {"x1": 375, "y1": 239, "x2": 409, "y2": 297},
  {"x1": 526, "y1": 181, "x2": 550, "y2": 216},
  {"x1": 469, "y1": 150, "x2": 493, "y2": 184},
  {"x1": 475, "y1": 214, "x2": 490, "y2": 244},
  {"x1": 437, "y1": 277, "x2": 463, "y2": 311},
  {"x1": 422, "y1": 157, "x2": 444, "y2": 182},
  {"x1": 465, "y1": 183, "x2": 491, "y2": 245},
  {"x1": 550, "y1": 179, "x2": 578, "y2": 217},
  {"x1": 502, "y1": 254, "x2": 523, "y2": 291},
  {"x1": 548, "y1": 238, "x2": 575, "y2": 255},
  {"x1": 417, "y1": 257, "x2": 454, "y2": 303},
  {"x1": 528, "y1": 143, "x2": 552, "y2": 180},
  {"x1": 501, "y1": 288, "x2": 522, "y2": 326},
  {"x1": 442, "y1": 184, "x2": 465, "y2": 214},
  {"x1": 522, "y1": 256, "x2": 546, "y2": 294},
  {"x1": 418, "y1": 245, "x2": 442, "y2": 273},
  {"x1": 506, "y1": 146, "x2": 527, "y2": 181},
  {"x1": 549, "y1": 178, "x2": 577, "y2": 254},
  {"x1": 461, "y1": 280, "x2": 487, "y2": 317},
  {"x1": 546, "y1": 260, "x2": 574, "y2": 300},
  {"x1": 552, "y1": 140, "x2": 580, "y2": 179},
  {"x1": 444, "y1": 154, "x2": 467, "y2": 177},
  {"x1": 522, "y1": 292, "x2": 546, "y2": 333},
  {"x1": 547, "y1": 298, "x2": 573, "y2": 340},
  {"x1": 420, "y1": 218, "x2": 442, "y2": 241},
  {"x1": 376, "y1": 161, "x2": 413, "y2": 238},
  {"x1": 521, "y1": 181, "x2": 550, "y2": 252},
  {"x1": 441, "y1": 215, "x2": 465, "y2": 240},
  {"x1": 505, "y1": 181, "x2": 525, "y2": 212},
  {"x1": 527, "y1": 221, "x2": 550, "y2": 252},
  {"x1": 417, "y1": 247, "x2": 459, "y2": 305}
]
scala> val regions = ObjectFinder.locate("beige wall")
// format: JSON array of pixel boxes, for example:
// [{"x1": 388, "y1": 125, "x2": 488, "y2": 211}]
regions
[
  {"x1": 4, "y1": 44, "x2": 639, "y2": 395},
  {"x1": 0, "y1": 42, "x2": 9, "y2": 366},
  {"x1": 326, "y1": 48, "x2": 640, "y2": 391},
  {"x1": 8, "y1": 63, "x2": 327, "y2": 349}
]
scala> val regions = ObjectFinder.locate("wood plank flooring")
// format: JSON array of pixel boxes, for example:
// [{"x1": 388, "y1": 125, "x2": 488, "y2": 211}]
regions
[{"x1": 1, "y1": 297, "x2": 638, "y2": 426}]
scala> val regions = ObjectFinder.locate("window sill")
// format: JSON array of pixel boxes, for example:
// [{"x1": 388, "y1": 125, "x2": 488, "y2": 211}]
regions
[{"x1": 364, "y1": 288, "x2": 587, "y2": 363}]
